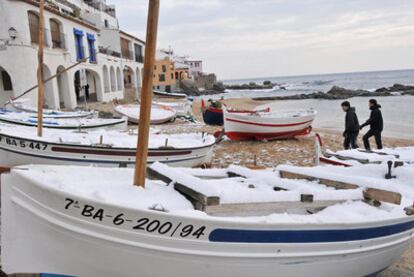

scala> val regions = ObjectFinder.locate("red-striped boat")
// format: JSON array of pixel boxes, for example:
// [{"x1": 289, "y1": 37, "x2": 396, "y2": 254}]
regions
[{"x1": 224, "y1": 108, "x2": 317, "y2": 141}]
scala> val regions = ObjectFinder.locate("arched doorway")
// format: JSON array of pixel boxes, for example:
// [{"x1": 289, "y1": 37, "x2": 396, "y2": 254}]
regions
[
  {"x1": 0, "y1": 66, "x2": 14, "y2": 107},
  {"x1": 110, "y1": 66, "x2": 116, "y2": 91},
  {"x1": 123, "y1": 66, "x2": 135, "y2": 88},
  {"x1": 74, "y1": 69, "x2": 101, "y2": 105},
  {"x1": 116, "y1": 67, "x2": 122, "y2": 90},
  {"x1": 56, "y1": 66, "x2": 70, "y2": 108}
]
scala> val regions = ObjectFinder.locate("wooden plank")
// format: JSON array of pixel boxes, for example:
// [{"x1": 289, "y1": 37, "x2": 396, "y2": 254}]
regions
[
  {"x1": 174, "y1": 183, "x2": 220, "y2": 211},
  {"x1": 205, "y1": 200, "x2": 345, "y2": 217},
  {"x1": 147, "y1": 166, "x2": 220, "y2": 211},
  {"x1": 279, "y1": 170, "x2": 402, "y2": 205},
  {"x1": 324, "y1": 151, "x2": 372, "y2": 164},
  {"x1": 279, "y1": 170, "x2": 359, "y2": 190},
  {"x1": 363, "y1": 188, "x2": 402, "y2": 205},
  {"x1": 146, "y1": 166, "x2": 172, "y2": 184},
  {"x1": 0, "y1": 167, "x2": 10, "y2": 174}
]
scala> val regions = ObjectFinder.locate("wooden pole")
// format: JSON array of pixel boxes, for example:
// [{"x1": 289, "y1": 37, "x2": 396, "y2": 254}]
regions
[
  {"x1": 133, "y1": 0, "x2": 160, "y2": 187},
  {"x1": 36, "y1": 0, "x2": 45, "y2": 137}
]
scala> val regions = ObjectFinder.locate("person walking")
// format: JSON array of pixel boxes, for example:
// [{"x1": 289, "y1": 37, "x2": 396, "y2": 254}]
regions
[
  {"x1": 360, "y1": 99, "x2": 383, "y2": 150},
  {"x1": 341, "y1": 101, "x2": 360, "y2": 149}
]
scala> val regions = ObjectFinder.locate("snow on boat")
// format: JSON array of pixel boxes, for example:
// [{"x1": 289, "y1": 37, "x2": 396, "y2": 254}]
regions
[
  {"x1": 153, "y1": 100, "x2": 192, "y2": 117},
  {"x1": 114, "y1": 104, "x2": 176, "y2": 124},
  {"x1": 0, "y1": 109, "x2": 126, "y2": 130},
  {"x1": 2, "y1": 160, "x2": 414, "y2": 276},
  {"x1": 201, "y1": 99, "x2": 223, "y2": 126},
  {"x1": 0, "y1": 123, "x2": 215, "y2": 168},
  {"x1": 315, "y1": 134, "x2": 414, "y2": 167},
  {"x1": 8, "y1": 99, "x2": 95, "y2": 119},
  {"x1": 224, "y1": 107, "x2": 317, "y2": 141},
  {"x1": 153, "y1": 89, "x2": 188, "y2": 99}
]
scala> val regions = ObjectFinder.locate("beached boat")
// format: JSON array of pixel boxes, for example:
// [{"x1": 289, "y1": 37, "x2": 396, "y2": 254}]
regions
[
  {"x1": 224, "y1": 108, "x2": 317, "y2": 141},
  {"x1": 153, "y1": 89, "x2": 188, "y2": 99},
  {"x1": 0, "y1": 109, "x2": 126, "y2": 130},
  {"x1": 8, "y1": 99, "x2": 95, "y2": 119},
  {"x1": 314, "y1": 134, "x2": 414, "y2": 167},
  {"x1": 114, "y1": 104, "x2": 176, "y2": 124},
  {"x1": 0, "y1": 123, "x2": 215, "y2": 168},
  {"x1": 201, "y1": 99, "x2": 224, "y2": 126},
  {"x1": 2, "y1": 160, "x2": 414, "y2": 277},
  {"x1": 153, "y1": 100, "x2": 192, "y2": 117}
]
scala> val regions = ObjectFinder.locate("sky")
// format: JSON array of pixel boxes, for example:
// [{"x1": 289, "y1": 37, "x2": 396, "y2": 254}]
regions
[{"x1": 111, "y1": 0, "x2": 414, "y2": 80}]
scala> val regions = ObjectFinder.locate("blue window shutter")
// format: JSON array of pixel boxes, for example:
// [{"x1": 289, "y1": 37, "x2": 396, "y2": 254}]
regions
[{"x1": 73, "y1": 28, "x2": 85, "y2": 60}]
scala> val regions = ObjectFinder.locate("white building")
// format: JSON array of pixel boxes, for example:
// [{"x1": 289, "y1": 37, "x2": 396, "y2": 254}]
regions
[{"x1": 0, "y1": 0, "x2": 145, "y2": 109}]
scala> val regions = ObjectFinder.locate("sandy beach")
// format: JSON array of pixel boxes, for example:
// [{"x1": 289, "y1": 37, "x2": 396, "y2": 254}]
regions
[{"x1": 84, "y1": 93, "x2": 414, "y2": 276}]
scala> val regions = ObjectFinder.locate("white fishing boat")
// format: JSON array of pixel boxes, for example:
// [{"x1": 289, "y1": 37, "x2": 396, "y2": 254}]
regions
[
  {"x1": 153, "y1": 100, "x2": 192, "y2": 117},
  {"x1": 0, "y1": 123, "x2": 215, "y2": 168},
  {"x1": 114, "y1": 104, "x2": 176, "y2": 124},
  {"x1": 0, "y1": 109, "x2": 126, "y2": 130},
  {"x1": 223, "y1": 107, "x2": 317, "y2": 141},
  {"x1": 153, "y1": 89, "x2": 188, "y2": 99},
  {"x1": 314, "y1": 134, "x2": 414, "y2": 167},
  {"x1": 7, "y1": 99, "x2": 95, "y2": 119},
  {"x1": 2, "y1": 160, "x2": 414, "y2": 277}
]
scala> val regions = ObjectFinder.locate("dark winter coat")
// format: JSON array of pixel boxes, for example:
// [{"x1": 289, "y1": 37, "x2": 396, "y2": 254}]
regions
[
  {"x1": 361, "y1": 105, "x2": 383, "y2": 132},
  {"x1": 344, "y1": 107, "x2": 360, "y2": 134}
]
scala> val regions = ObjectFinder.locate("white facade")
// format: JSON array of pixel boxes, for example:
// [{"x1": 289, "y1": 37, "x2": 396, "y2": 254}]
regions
[{"x1": 0, "y1": 0, "x2": 145, "y2": 109}]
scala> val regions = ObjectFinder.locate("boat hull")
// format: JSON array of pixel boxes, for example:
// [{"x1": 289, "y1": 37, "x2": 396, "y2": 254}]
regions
[
  {"x1": 114, "y1": 104, "x2": 176, "y2": 125},
  {"x1": 153, "y1": 90, "x2": 187, "y2": 99},
  {"x1": 224, "y1": 110, "x2": 316, "y2": 141},
  {"x1": 0, "y1": 133, "x2": 214, "y2": 168},
  {"x1": 2, "y1": 169, "x2": 413, "y2": 277},
  {"x1": 202, "y1": 108, "x2": 224, "y2": 126},
  {"x1": 0, "y1": 111, "x2": 127, "y2": 130}
]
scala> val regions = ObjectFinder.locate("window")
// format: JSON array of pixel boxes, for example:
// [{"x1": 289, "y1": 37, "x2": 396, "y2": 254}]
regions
[
  {"x1": 50, "y1": 19, "x2": 63, "y2": 48},
  {"x1": 175, "y1": 72, "x2": 179, "y2": 80},
  {"x1": 73, "y1": 28, "x2": 85, "y2": 60},
  {"x1": 171, "y1": 73, "x2": 174, "y2": 80},
  {"x1": 162, "y1": 65, "x2": 166, "y2": 73},
  {"x1": 28, "y1": 11, "x2": 40, "y2": 44},
  {"x1": 159, "y1": 74, "x2": 165, "y2": 82},
  {"x1": 104, "y1": 19, "x2": 109, "y2": 28},
  {"x1": 121, "y1": 38, "x2": 131, "y2": 59},
  {"x1": 1, "y1": 71, "x2": 13, "y2": 91},
  {"x1": 134, "y1": 44, "x2": 143, "y2": 62},
  {"x1": 87, "y1": 33, "x2": 96, "y2": 63}
]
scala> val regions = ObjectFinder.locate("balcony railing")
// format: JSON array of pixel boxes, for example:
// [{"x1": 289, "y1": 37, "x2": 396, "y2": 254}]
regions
[
  {"x1": 135, "y1": 55, "x2": 144, "y2": 63},
  {"x1": 99, "y1": 46, "x2": 121, "y2": 58}
]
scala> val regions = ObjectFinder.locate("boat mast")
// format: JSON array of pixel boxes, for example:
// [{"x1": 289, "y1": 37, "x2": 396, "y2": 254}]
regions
[
  {"x1": 133, "y1": 0, "x2": 160, "y2": 187},
  {"x1": 37, "y1": 0, "x2": 45, "y2": 137}
]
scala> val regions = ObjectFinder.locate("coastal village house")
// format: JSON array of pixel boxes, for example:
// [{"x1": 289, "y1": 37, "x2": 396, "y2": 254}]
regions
[
  {"x1": 153, "y1": 49, "x2": 216, "y2": 92},
  {"x1": 0, "y1": 0, "x2": 145, "y2": 109},
  {"x1": 152, "y1": 51, "x2": 176, "y2": 93}
]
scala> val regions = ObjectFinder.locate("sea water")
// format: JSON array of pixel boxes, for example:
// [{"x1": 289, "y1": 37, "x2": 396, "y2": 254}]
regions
[{"x1": 210, "y1": 69, "x2": 414, "y2": 139}]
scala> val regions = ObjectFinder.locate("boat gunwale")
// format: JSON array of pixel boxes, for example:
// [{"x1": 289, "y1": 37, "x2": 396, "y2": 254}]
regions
[
  {"x1": 10, "y1": 167, "x2": 414, "y2": 230},
  {"x1": 0, "y1": 130, "x2": 217, "y2": 151}
]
